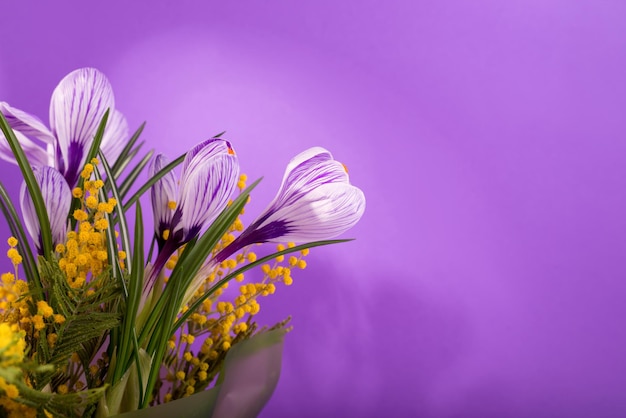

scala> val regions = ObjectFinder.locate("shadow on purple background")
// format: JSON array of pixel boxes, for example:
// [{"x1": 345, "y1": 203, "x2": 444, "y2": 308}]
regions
[{"x1": 1, "y1": 1, "x2": 625, "y2": 417}]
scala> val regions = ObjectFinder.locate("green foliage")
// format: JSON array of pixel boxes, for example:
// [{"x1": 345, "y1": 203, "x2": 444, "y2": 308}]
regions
[
  {"x1": 35, "y1": 258, "x2": 121, "y2": 388},
  {"x1": 0, "y1": 105, "x2": 357, "y2": 417},
  {"x1": 0, "y1": 113, "x2": 53, "y2": 259}
]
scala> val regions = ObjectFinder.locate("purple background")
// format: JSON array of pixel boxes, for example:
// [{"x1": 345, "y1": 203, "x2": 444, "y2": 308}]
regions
[{"x1": 1, "y1": 1, "x2": 625, "y2": 417}]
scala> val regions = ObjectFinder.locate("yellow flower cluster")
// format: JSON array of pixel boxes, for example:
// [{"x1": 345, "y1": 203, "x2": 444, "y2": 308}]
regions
[
  {"x1": 0, "y1": 237, "x2": 66, "y2": 338},
  {"x1": 0, "y1": 313, "x2": 33, "y2": 416},
  {"x1": 0, "y1": 239, "x2": 31, "y2": 330},
  {"x1": 0, "y1": 323, "x2": 25, "y2": 369},
  {"x1": 159, "y1": 176, "x2": 308, "y2": 402},
  {"x1": 56, "y1": 159, "x2": 118, "y2": 288},
  {"x1": 0, "y1": 397, "x2": 37, "y2": 418}
]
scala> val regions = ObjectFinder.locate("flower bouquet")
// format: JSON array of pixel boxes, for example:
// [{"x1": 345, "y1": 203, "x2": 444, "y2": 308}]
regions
[{"x1": 0, "y1": 68, "x2": 365, "y2": 417}]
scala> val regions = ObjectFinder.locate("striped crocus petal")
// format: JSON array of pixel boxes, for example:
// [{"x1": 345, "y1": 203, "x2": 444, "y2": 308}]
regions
[
  {"x1": 148, "y1": 154, "x2": 179, "y2": 249},
  {"x1": 0, "y1": 102, "x2": 54, "y2": 167},
  {"x1": 19, "y1": 166, "x2": 71, "y2": 253},
  {"x1": 272, "y1": 147, "x2": 349, "y2": 209},
  {"x1": 248, "y1": 182, "x2": 365, "y2": 243},
  {"x1": 50, "y1": 68, "x2": 115, "y2": 187},
  {"x1": 213, "y1": 149, "x2": 364, "y2": 263},
  {"x1": 175, "y1": 139, "x2": 239, "y2": 241},
  {"x1": 100, "y1": 109, "x2": 129, "y2": 165}
]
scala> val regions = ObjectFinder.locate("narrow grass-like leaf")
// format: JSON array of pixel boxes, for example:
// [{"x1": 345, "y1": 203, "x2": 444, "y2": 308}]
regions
[
  {"x1": 92, "y1": 162, "x2": 128, "y2": 371},
  {"x1": 98, "y1": 152, "x2": 132, "y2": 271},
  {"x1": 137, "y1": 236, "x2": 199, "y2": 349},
  {"x1": 68, "y1": 110, "x2": 110, "y2": 230},
  {"x1": 0, "y1": 112, "x2": 53, "y2": 257},
  {"x1": 174, "y1": 178, "x2": 262, "y2": 292},
  {"x1": 83, "y1": 109, "x2": 110, "y2": 173},
  {"x1": 111, "y1": 121, "x2": 146, "y2": 177},
  {"x1": 140, "y1": 180, "x2": 260, "y2": 351},
  {"x1": 113, "y1": 143, "x2": 143, "y2": 180},
  {"x1": 114, "y1": 202, "x2": 144, "y2": 385},
  {"x1": 118, "y1": 149, "x2": 155, "y2": 199},
  {"x1": 92, "y1": 164, "x2": 124, "y2": 284},
  {"x1": 141, "y1": 281, "x2": 181, "y2": 408},
  {"x1": 0, "y1": 182, "x2": 40, "y2": 289},
  {"x1": 122, "y1": 153, "x2": 185, "y2": 212},
  {"x1": 173, "y1": 239, "x2": 350, "y2": 330}
]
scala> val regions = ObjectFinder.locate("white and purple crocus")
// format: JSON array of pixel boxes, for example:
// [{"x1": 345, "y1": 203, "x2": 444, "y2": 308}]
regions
[
  {"x1": 0, "y1": 68, "x2": 129, "y2": 252},
  {"x1": 0, "y1": 67, "x2": 128, "y2": 188},
  {"x1": 181, "y1": 146, "x2": 366, "y2": 305},
  {"x1": 20, "y1": 166, "x2": 72, "y2": 253},
  {"x1": 216, "y1": 146, "x2": 366, "y2": 262},
  {"x1": 144, "y1": 138, "x2": 240, "y2": 295}
]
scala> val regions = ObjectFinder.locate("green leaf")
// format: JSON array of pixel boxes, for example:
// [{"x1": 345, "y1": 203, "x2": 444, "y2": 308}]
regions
[
  {"x1": 97, "y1": 152, "x2": 133, "y2": 273},
  {"x1": 118, "y1": 149, "x2": 155, "y2": 200},
  {"x1": 122, "y1": 153, "x2": 186, "y2": 212},
  {"x1": 67, "y1": 110, "x2": 110, "y2": 230},
  {"x1": 141, "y1": 280, "x2": 182, "y2": 408},
  {"x1": 140, "y1": 179, "x2": 261, "y2": 352},
  {"x1": 107, "y1": 328, "x2": 287, "y2": 418},
  {"x1": 111, "y1": 122, "x2": 146, "y2": 178},
  {"x1": 0, "y1": 182, "x2": 40, "y2": 291},
  {"x1": 15, "y1": 380, "x2": 107, "y2": 417},
  {"x1": 37, "y1": 258, "x2": 122, "y2": 382},
  {"x1": 0, "y1": 112, "x2": 53, "y2": 257},
  {"x1": 99, "y1": 348, "x2": 151, "y2": 416},
  {"x1": 83, "y1": 109, "x2": 110, "y2": 172},
  {"x1": 174, "y1": 178, "x2": 263, "y2": 293},
  {"x1": 173, "y1": 239, "x2": 350, "y2": 330},
  {"x1": 113, "y1": 202, "x2": 145, "y2": 385}
]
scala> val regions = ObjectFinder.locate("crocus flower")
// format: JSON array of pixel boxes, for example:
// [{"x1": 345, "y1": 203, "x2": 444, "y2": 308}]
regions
[
  {"x1": 144, "y1": 138, "x2": 240, "y2": 295},
  {"x1": 0, "y1": 68, "x2": 128, "y2": 187},
  {"x1": 149, "y1": 138, "x2": 240, "y2": 250},
  {"x1": 182, "y1": 146, "x2": 365, "y2": 306},
  {"x1": 20, "y1": 166, "x2": 72, "y2": 254},
  {"x1": 214, "y1": 146, "x2": 366, "y2": 262}
]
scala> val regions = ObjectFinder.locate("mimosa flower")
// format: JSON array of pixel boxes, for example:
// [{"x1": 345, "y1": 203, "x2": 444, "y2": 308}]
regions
[
  {"x1": 215, "y1": 147, "x2": 366, "y2": 261},
  {"x1": 0, "y1": 68, "x2": 128, "y2": 187},
  {"x1": 20, "y1": 166, "x2": 71, "y2": 253}
]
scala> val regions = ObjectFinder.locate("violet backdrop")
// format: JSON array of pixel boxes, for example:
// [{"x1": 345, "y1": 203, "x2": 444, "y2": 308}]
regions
[{"x1": 1, "y1": 1, "x2": 625, "y2": 417}]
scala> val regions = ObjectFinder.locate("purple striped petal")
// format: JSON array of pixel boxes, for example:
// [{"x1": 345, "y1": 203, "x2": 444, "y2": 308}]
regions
[
  {"x1": 20, "y1": 166, "x2": 71, "y2": 253},
  {"x1": 176, "y1": 139, "x2": 239, "y2": 240},
  {"x1": 258, "y1": 182, "x2": 365, "y2": 242},
  {"x1": 100, "y1": 109, "x2": 129, "y2": 165},
  {"x1": 272, "y1": 147, "x2": 349, "y2": 209},
  {"x1": 50, "y1": 68, "x2": 115, "y2": 186},
  {"x1": 213, "y1": 148, "x2": 364, "y2": 262},
  {"x1": 149, "y1": 154, "x2": 178, "y2": 246},
  {"x1": 0, "y1": 102, "x2": 53, "y2": 166}
]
